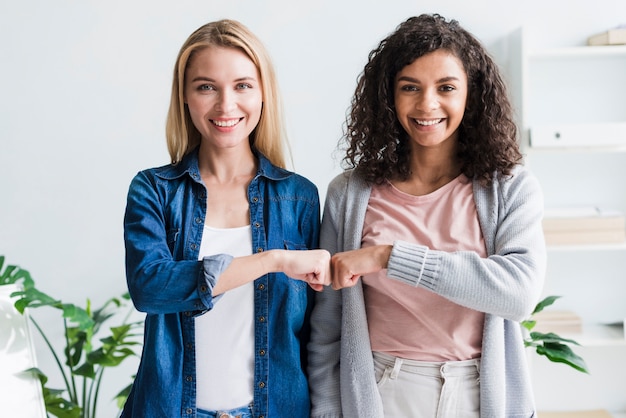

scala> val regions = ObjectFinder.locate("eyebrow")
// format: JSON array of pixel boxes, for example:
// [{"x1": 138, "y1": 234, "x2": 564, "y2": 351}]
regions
[
  {"x1": 190, "y1": 76, "x2": 258, "y2": 83},
  {"x1": 397, "y1": 76, "x2": 461, "y2": 84}
]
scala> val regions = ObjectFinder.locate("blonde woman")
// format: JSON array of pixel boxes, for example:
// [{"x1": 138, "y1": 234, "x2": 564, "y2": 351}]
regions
[{"x1": 123, "y1": 20, "x2": 329, "y2": 418}]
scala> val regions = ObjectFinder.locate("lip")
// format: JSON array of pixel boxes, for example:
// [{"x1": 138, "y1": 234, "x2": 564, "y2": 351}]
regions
[
  {"x1": 210, "y1": 117, "x2": 243, "y2": 128},
  {"x1": 412, "y1": 118, "x2": 444, "y2": 126}
]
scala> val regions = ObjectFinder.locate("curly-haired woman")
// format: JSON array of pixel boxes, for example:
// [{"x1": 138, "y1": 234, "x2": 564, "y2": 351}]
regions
[{"x1": 308, "y1": 14, "x2": 546, "y2": 418}]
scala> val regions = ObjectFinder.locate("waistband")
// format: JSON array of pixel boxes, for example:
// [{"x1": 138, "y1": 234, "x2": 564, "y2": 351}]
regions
[
  {"x1": 197, "y1": 403, "x2": 253, "y2": 418},
  {"x1": 373, "y1": 351, "x2": 480, "y2": 377}
]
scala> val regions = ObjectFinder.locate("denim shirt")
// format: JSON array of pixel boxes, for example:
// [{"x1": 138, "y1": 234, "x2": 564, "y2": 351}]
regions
[{"x1": 121, "y1": 149, "x2": 320, "y2": 418}]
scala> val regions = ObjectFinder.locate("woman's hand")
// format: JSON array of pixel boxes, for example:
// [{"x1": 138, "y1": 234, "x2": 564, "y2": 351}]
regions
[
  {"x1": 329, "y1": 245, "x2": 392, "y2": 290},
  {"x1": 278, "y1": 249, "x2": 331, "y2": 291}
]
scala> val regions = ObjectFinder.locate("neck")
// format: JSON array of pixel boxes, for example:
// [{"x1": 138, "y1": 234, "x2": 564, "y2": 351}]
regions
[
  {"x1": 198, "y1": 144, "x2": 257, "y2": 184},
  {"x1": 393, "y1": 146, "x2": 461, "y2": 196}
]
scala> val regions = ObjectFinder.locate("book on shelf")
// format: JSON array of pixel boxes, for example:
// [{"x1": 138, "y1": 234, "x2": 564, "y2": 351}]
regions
[
  {"x1": 532, "y1": 310, "x2": 582, "y2": 334},
  {"x1": 587, "y1": 26, "x2": 626, "y2": 46},
  {"x1": 543, "y1": 207, "x2": 626, "y2": 246}
]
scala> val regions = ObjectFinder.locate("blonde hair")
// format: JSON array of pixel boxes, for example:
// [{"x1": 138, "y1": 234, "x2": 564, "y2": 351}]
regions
[{"x1": 165, "y1": 19, "x2": 288, "y2": 167}]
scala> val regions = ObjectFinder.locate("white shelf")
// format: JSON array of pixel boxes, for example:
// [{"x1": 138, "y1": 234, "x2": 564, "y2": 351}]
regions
[
  {"x1": 528, "y1": 44, "x2": 626, "y2": 58},
  {"x1": 555, "y1": 323, "x2": 626, "y2": 347},
  {"x1": 547, "y1": 242, "x2": 626, "y2": 252},
  {"x1": 510, "y1": 26, "x2": 626, "y2": 414},
  {"x1": 526, "y1": 145, "x2": 626, "y2": 154}
]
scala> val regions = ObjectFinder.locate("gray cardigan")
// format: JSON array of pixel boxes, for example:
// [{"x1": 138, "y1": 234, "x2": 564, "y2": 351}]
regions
[{"x1": 308, "y1": 165, "x2": 546, "y2": 418}]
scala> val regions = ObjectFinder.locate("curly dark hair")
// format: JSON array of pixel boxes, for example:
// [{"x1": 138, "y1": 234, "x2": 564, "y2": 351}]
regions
[{"x1": 342, "y1": 13, "x2": 522, "y2": 185}]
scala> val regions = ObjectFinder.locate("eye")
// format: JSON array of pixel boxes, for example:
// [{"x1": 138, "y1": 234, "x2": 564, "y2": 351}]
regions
[
  {"x1": 399, "y1": 84, "x2": 419, "y2": 92},
  {"x1": 236, "y1": 82, "x2": 253, "y2": 90},
  {"x1": 197, "y1": 84, "x2": 215, "y2": 91},
  {"x1": 440, "y1": 85, "x2": 456, "y2": 92}
]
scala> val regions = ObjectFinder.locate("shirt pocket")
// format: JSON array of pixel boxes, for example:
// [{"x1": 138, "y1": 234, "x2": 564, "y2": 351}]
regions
[
  {"x1": 283, "y1": 240, "x2": 308, "y2": 251},
  {"x1": 282, "y1": 240, "x2": 310, "y2": 293}
]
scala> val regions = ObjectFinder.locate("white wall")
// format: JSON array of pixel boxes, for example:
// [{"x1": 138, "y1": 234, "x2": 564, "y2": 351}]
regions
[{"x1": 1, "y1": 0, "x2": 625, "y2": 416}]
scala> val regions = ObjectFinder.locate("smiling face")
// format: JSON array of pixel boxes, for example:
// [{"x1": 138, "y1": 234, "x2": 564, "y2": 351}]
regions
[
  {"x1": 394, "y1": 49, "x2": 468, "y2": 151},
  {"x1": 184, "y1": 46, "x2": 263, "y2": 152}
]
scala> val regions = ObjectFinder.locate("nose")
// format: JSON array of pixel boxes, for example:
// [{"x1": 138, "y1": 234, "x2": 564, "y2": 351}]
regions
[
  {"x1": 417, "y1": 89, "x2": 439, "y2": 111},
  {"x1": 215, "y1": 89, "x2": 237, "y2": 113}
]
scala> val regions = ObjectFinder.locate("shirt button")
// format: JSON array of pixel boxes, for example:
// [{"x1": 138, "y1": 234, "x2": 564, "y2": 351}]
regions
[
  {"x1": 252, "y1": 197, "x2": 259, "y2": 203},
  {"x1": 257, "y1": 247, "x2": 263, "y2": 253},
  {"x1": 258, "y1": 284, "x2": 265, "y2": 290},
  {"x1": 259, "y1": 349, "x2": 266, "y2": 356},
  {"x1": 190, "y1": 243, "x2": 198, "y2": 250},
  {"x1": 195, "y1": 217, "x2": 203, "y2": 224},
  {"x1": 200, "y1": 285, "x2": 207, "y2": 293},
  {"x1": 186, "y1": 375, "x2": 193, "y2": 382},
  {"x1": 259, "y1": 316, "x2": 266, "y2": 322},
  {"x1": 254, "y1": 222, "x2": 260, "y2": 228},
  {"x1": 259, "y1": 381, "x2": 266, "y2": 388},
  {"x1": 186, "y1": 408, "x2": 193, "y2": 414}
]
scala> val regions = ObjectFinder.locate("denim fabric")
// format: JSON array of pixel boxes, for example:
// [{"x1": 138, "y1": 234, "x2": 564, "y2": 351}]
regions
[{"x1": 121, "y1": 148, "x2": 320, "y2": 418}]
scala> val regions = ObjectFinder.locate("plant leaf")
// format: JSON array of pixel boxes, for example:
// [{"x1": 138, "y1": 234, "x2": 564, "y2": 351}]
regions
[
  {"x1": 536, "y1": 342, "x2": 589, "y2": 374},
  {"x1": 521, "y1": 319, "x2": 536, "y2": 331},
  {"x1": 531, "y1": 295, "x2": 561, "y2": 315},
  {"x1": 73, "y1": 362, "x2": 96, "y2": 379},
  {"x1": 0, "y1": 257, "x2": 35, "y2": 289},
  {"x1": 61, "y1": 303, "x2": 94, "y2": 331},
  {"x1": 25, "y1": 367, "x2": 82, "y2": 418},
  {"x1": 529, "y1": 331, "x2": 581, "y2": 346},
  {"x1": 114, "y1": 380, "x2": 134, "y2": 409},
  {"x1": 11, "y1": 287, "x2": 61, "y2": 314}
]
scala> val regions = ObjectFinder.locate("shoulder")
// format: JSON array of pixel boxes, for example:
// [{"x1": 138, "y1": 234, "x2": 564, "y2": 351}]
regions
[
  {"x1": 473, "y1": 165, "x2": 544, "y2": 225},
  {"x1": 326, "y1": 169, "x2": 369, "y2": 197},
  {"x1": 282, "y1": 171, "x2": 320, "y2": 200},
  {"x1": 498, "y1": 165, "x2": 542, "y2": 202},
  {"x1": 261, "y1": 165, "x2": 320, "y2": 203},
  {"x1": 474, "y1": 165, "x2": 541, "y2": 198}
]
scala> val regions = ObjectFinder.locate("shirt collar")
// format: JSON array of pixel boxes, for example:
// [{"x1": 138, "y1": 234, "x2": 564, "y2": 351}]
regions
[{"x1": 154, "y1": 147, "x2": 293, "y2": 182}]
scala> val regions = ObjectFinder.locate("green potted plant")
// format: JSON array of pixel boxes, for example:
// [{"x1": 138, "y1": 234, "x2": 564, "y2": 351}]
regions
[
  {"x1": 522, "y1": 295, "x2": 589, "y2": 374},
  {"x1": 0, "y1": 255, "x2": 143, "y2": 418}
]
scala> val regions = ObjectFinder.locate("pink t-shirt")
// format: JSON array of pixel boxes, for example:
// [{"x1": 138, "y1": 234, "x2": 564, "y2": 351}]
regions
[{"x1": 362, "y1": 175, "x2": 486, "y2": 361}]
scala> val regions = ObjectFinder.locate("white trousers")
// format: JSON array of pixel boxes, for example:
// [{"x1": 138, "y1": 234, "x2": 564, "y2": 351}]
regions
[{"x1": 373, "y1": 351, "x2": 481, "y2": 418}]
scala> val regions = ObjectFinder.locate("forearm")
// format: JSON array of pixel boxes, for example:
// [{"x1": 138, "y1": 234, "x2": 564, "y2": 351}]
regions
[
  {"x1": 212, "y1": 250, "x2": 278, "y2": 295},
  {"x1": 213, "y1": 249, "x2": 331, "y2": 295}
]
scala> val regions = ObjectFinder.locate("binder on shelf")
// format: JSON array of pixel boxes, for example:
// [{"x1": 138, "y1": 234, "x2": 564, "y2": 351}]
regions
[
  {"x1": 543, "y1": 207, "x2": 626, "y2": 246},
  {"x1": 587, "y1": 27, "x2": 626, "y2": 46},
  {"x1": 529, "y1": 122, "x2": 626, "y2": 148}
]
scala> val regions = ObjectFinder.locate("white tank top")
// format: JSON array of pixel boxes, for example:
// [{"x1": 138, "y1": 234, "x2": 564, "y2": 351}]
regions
[{"x1": 195, "y1": 225, "x2": 254, "y2": 410}]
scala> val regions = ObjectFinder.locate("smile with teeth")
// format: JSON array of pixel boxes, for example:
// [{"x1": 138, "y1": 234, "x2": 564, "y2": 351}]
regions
[
  {"x1": 414, "y1": 118, "x2": 443, "y2": 126},
  {"x1": 211, "y1": 118, "x2": 242, "y2": 127}
]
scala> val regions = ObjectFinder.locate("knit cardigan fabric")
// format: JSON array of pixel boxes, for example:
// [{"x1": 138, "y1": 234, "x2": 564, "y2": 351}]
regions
[{"x1": 308, "y1": 165, "x2": 546, "y2": 418}]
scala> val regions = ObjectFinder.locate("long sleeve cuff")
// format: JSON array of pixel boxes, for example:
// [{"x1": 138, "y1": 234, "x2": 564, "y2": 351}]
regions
[
  {"x1": 387, "y1": 240, "x2": 439, "y2": 290},
  {"x1": 197, "y1": 253, "x2": 233, "y2": 310}
]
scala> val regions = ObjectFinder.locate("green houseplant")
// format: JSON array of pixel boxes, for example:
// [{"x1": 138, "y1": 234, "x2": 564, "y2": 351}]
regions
[
  {"x1": 522, "y1": 295, "x2": 589, "y2": 374},
  {"x1": 0, "y1": 255, "x2": 143, "y2": 418}
]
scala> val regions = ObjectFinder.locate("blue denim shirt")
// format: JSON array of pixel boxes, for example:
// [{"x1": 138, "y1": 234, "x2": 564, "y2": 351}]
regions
[{"x1": 121, "y1": 149, "x2": 320, "y2": 418}]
